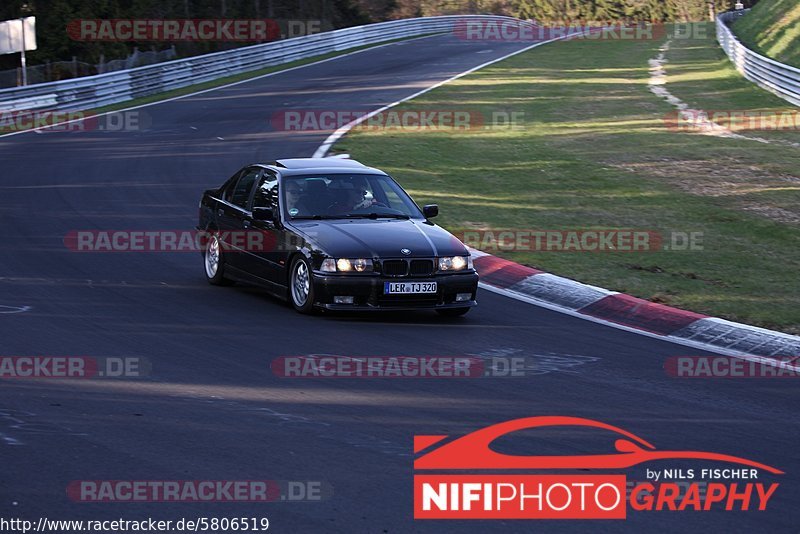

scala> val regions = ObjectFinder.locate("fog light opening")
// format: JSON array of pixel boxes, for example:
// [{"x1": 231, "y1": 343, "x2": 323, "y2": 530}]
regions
[
  {"x1": 455, "y1": 293, "x2": 472, "y2": 302},
  {"x1": 334, "y1": 296, "x2": 355, "y2": 304}
]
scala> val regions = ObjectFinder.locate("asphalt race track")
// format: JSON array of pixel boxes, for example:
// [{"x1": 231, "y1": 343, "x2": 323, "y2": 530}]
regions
[{"x1": 1, "y1": 33, "x2": 798, "y2": 532}]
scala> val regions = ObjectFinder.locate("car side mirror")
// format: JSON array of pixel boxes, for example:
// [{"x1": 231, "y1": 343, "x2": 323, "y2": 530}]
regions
[
  {"x1": 423, "y1": 204, "x2": 439, "y2": 218},
  {"x1": 252, "y1": 207, "x2": 274, "y2": 221}
]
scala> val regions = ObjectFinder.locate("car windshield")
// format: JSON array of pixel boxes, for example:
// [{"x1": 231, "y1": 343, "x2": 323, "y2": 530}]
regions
[{"x1": 281, "y1": 173, "x2": 425, "y2": 220}]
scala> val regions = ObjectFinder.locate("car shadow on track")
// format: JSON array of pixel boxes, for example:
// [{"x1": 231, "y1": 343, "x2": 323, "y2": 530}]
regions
[{"x1": 226, "y1": 282, "x2": 476, "y2": 324}]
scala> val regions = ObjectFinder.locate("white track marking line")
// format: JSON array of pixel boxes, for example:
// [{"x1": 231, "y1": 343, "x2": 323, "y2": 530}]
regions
[
  {"x1": 0, "y1": 34, "x2": 441, "y2": 139},
  {"x1": 648, "y1": 40, "x2": 800, "y2": 149},
  {"x1": 313, "y1": 35, "x2": 572, "y2": 158},
  {"x1": 0, "y1": 305, "x2": 31, "y2": 314}
]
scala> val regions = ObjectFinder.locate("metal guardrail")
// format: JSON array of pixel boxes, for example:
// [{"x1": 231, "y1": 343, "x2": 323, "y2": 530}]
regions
[
  {"x1": 0, "y1": 15, "x2": 522, "y2": 113},
  {"x1": 717, "y1": 10, "x2": 800, "y2": 107}
]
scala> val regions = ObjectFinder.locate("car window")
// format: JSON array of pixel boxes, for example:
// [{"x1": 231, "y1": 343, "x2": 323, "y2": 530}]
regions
[
  {"x1": 253, "y1": 172, "x2": 279, "y2": 210},
  {"x1": 282, "y1": 177, "x2": 324, "y2": 218},
  {"x1": 229, "y1": 168, "x2": 261, "y2": 209},
  {"x1": 373, "y1": 181, "x2": 405, "y2": 210},
  {"x1": 220, "y1": 170, "x2": 242, "y2": 201},
  {"x1": 282, "y1": 173, "x2": 424, "y2": 219}
]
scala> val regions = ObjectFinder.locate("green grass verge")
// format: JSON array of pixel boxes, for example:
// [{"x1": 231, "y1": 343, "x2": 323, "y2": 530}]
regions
[
  {"x1": 732, "y1": 0, "x2": 800, "y2": 68},
  {"x1": 337, "y1": 23, "x2": 800, "y2": 333}
]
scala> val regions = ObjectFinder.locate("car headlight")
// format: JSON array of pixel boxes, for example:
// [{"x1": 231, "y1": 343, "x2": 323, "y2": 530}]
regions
[
  {"x1": 321, "y1": 258, "x2": 373, "y2": 272},
  {"x1": 438, "y1": 255, "x2": 472, "y2": 271},
  {"x1": 352, "y1": 258, "x2": 371, "y2": 272}
]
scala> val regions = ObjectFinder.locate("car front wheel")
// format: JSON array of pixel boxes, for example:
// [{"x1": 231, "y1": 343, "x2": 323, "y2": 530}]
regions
[{"x1": 289, "y1": 256, "x2": 315, "y2": 314}]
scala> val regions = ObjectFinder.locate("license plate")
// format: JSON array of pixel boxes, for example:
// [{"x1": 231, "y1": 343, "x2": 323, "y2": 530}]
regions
[{"x1": 384, "y1": 281, "x2": 437, "y2": 294}]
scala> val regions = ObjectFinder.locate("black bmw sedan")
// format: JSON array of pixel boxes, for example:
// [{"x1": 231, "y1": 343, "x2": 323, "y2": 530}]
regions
[{"x1": 198, "y1": 158, "x2": 478, "y2": 315}]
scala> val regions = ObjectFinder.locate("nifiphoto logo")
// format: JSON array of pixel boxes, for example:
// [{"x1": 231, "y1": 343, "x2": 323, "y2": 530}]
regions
[{"x1": 414, "y1": 417, "x2": 782, "y2": 519}]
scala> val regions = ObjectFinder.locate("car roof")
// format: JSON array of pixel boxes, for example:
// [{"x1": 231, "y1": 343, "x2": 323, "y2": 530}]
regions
[{"x1": 255, "y1": 158, "x2": 388, "y2": 177}]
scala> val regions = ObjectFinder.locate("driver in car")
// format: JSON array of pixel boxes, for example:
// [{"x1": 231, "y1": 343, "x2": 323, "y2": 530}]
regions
[
  {"x1": 285, "y1": 181, "x2": 310, "y2": 217},
  {"x1": 328, "y1": 177, "x2": 379, "y2": 214}
]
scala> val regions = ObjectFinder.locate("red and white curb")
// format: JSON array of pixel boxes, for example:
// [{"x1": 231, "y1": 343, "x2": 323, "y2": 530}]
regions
[{"x1": 470, "y1": 248, "x2": 800, "y2": 367}]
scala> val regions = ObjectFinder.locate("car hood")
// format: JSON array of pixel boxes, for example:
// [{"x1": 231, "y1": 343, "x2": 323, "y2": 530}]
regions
[{"x1": 289, "y1": 218, "x2": 468, "y2": 258}]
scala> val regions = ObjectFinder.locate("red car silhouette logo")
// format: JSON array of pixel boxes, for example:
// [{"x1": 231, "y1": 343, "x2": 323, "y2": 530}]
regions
[{"x1": 414, "y1": 416, "x2": 783, "y2": 473}]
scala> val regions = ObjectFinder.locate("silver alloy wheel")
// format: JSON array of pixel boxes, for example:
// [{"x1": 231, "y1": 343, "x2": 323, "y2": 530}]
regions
[
  {"x1": 204, "y1": 235, "x2": 220, "y2": 279},
  {"x1": 291, "y1": 260, "x2": 310, "y2": 306}
]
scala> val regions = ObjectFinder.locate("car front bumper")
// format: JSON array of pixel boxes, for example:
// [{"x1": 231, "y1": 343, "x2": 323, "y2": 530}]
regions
[{"x1": 311, "y1": 271, "x2": 479, "y2": 311}]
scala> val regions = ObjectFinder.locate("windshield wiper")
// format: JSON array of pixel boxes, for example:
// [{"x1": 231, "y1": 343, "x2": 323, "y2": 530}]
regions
[{"x1": 345, "y1": 213, "x2": 410, "y2": 219}]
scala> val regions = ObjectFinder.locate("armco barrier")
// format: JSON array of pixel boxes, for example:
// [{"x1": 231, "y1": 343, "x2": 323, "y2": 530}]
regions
[
  {"x1": 0, "y1": 16, "x2": 523, "y2": 114},
  {"x1": 717, "y1": 10, "x2": 800, "y2": 107}
]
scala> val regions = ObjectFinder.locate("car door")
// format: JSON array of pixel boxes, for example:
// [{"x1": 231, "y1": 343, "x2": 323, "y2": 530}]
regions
[
  {"x1": 244, "y1": 170, "x2": 284, "y2": 285},
  {"x1": 217, "y1": 166, "x2": 262, "y2": 270}
]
